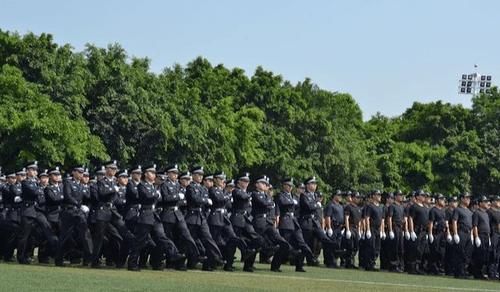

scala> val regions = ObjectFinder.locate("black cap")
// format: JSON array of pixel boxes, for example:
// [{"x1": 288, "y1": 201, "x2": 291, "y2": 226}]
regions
[
  {"x1": 351, "y1": 191, "x2": 361, "y2": 198},
  {"x1": 304, "y1": 176, "x2": 317, "y2": 185},
  {"x1": 394, "y1": 190, "x2": 403, "y2": 196},
  {"x1": 25, "y1": 161, "x2": 39, "y2": 170},
  {"x1": 203, "y1": 174, "x2": 214, "y2": 181},
  {"x1": 448, "y1": 196, "x2": 458, "y2": 203},
  {"x1": 435, "y1": 193, "x2": 446, "y2": 200},
  {"x1": 48, "y1": 166, "x2": 61, "y2": 175},
  {"x1": 281, "y1": 177, "x2": 294, "y2": 186},
  {"x1": 490, "y1": 195, "x2": 500, "y2": 202},
  {"x1": 478, "y1": 195, "x2": 490, "y2": 203},
  {"x1": 73, "y1": 165, "x2": 85, "y2": 173},
  {"x1": 117, "y1": 169, "x2": 129, "y2": 177},
  {"x1": 83, "y1": 168, "x2": 90, "y2": 177},
  {"x1": 459, "y1": 192, "x2": 472, "y2": 199},
  {"x1": 372, "y1": 190, "x2": 382, "y2": 196},
  {"x1": 191, "y1": 166, "x2": 204, "y2": 175},
  {"x1": 105, "y1": 160, "x2": 118, "y2": 169},
  {"x1": 415, "y1": 189, "x2": 426, "y2": 197},
  {"x1": 165, "y1": 164, "x2": 179, "y2": 173},
  {"x1": 38, "y1": 169, "x2": 49, "y2": 177},
  {"x1": 225, "y1": 179, "x2": 235, "y2": 187},
  {"x1": 95, "y1": 166, "x2": 105, "y2": 175},
  {"x1": 297, "y1": 183, "x2": 305, "y2": 189},
  {"x1": 255, "y1": 175, "x2": 270, "y2": 185},
  {"x1": 16, "y1": 168, "x2": 27, "y2": 175},
  {"x1": 7, "y1": 171, "x2": 16, "y2": 178},
  {"x1": 214, "y1": 171, "x2": 226, "y2": 180},
  {"x1": 130, "y1": 165, "x2": 142, "y2": 174},
  {"x1": 179, "y1": 171, "x2": 191, "y2": 180},
  {"x1": 143, "y1": 164, "x2": 157, "y2": 173},
  {"x1": 237, "y1": 172, "x2": 250, "y2": 182}
]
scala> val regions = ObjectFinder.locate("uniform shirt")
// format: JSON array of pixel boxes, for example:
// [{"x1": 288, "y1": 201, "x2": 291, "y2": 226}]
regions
[
  {"x1": 364, "y1": 203, "x2": 384, "y2": 230},
  {"x1": 344, "y1": 203, "x2": 362, "y2": 228},
  {"x1": 472, "y1": 208, "x2": 490, "y2": 234},
  {"x1": 452, "y1": 206, "x2": 473, "y2": 231},
  {"x1": 487, "y1": 207, "x2": 500, "y2": 234},
  {"x1": 409, "y1": 203, "x2": 429, "y2": 230},
  {"x1": 429, "y1": 206, "x2": 446, "y2": 231},
  {"x1": 387, "y1": 203, "x2": 405, "y2": 227},
  {"x1": 324, "y1": 201, "x2": 344, "y2": 227},
  {"x1": 160, "y1": 179, "x2": 182, "y2": 207}
]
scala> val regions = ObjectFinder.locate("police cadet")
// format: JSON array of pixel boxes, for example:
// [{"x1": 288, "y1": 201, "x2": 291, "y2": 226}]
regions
[
  {"x1": 487, "y1": 195, "x2": 500, "y2": 279},
  {"x1": 229, "y1": 172, "x2": 263, "y2": 272},
  {"x1": 323, "y1": 190, "x2": 345, "y2": 268},
  {"x1": 471, "y1": 195, "x2": 491, "y2": 279},
  {"x1": 427, "y1": 193, "x2": 447, "y2": 275},
  {"x1": 37, "y1": 167, "x2": 63, "y2": 263},
  {"x1": 343, "y1": 191, "x2": 362, "y2": 269},
  {"x1": 2, "y1": 170, "x2": 24, "y2": 261},
  {"x1": 299, "y1": 176, "x2": 331, "y2": 266},
  {"x1": 156, "y1": 164, "x2": 200, "y2": 270},
  {"x1": 386, "y1": 190, "x2": 405, "y2": 272},
  {"x1": 444, "y1": 196, "x2": 458, "y2": 276},
  {"x1": 362, "y1": 190, "x2": 385, "y2": 271},
  {"x1": 407, "y1": 190, "x2": 429, "y2": 274},
  {"x1": 178, "y1": 171, "x2": 191, "y2": 215},
  {"x1": 18, "y1": 161, "x2": 57, "y2": 264},
  {"x1": 56, "y1": 165, "x2": 93, "y2": 266},
  {"x1": 208, "y1": 171, "x2": 248, "y2": 272},
  {"x1": 91, "y1": 160, "x2": 135, "y2": 268},
  {"x1": 451, "y1": 192, "x2": 473, "y2": 278},
  {"x1": 185, "y1": 166, "x2": 224, "y2": 271},
  {"x1": 250, "y1": 175, "x2": 290, "y2": 272},
  {"x1": 275, "y1": 178, "x2": 313, "y2": 272},
  {"x1": 124, "y1": 165, "x2": 142, "y2": 231},
  {"x1": 127, "y1": 164, "x2": 185, "y2": 271}
]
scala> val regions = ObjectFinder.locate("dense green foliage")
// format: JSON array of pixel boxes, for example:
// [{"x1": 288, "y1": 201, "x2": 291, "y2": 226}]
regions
[{"x1": 0, "y1": 30, "x2": 498, "y2": 194}]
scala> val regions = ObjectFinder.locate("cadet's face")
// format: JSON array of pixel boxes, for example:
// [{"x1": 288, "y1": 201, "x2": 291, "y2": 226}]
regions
[
  {"x1": 7, "y1": 177, "x2": 16, "y2": 184},
  {"x1": 39, "y1": 176, "x2": 49, "y2": 185},
  {"x1": 145, "y1": 171, "x2": 156, "y2": 182},
  {"x1": 283, "y1": 184, "x2": 292, "y2": 193},
  {"x1": 132, "y1": 173, "x2": 141, "y2": 181},
  {"x1": 214, "y1": 178, "x2": 224, "y2": 188},
  {"x1": 192, "y1": 173, "x2": 203, "y2": 183},
  {"x1": 494, "y1": 201, "x2": 500, "y2": 208},
  {"x1": 49, "y1": 174, "x2": 60, "y2": 183},
  {"x1": 255, "y1": 182, "x2": 266, "y2": 191},
  {"x1": 118, "y1": 176, "x2": 128, "y2": 186},
  {"x1": 239, "y1": 180, "x2": 249, "y2": 189},
  {"x1": 106, "y1": 167, "x2": 117, "y2": 177},
  {"x1": 73, "y1": 171, "x2": 83, "y2": 180},
  {"x1": 27, "y1": 168, "x2": 37, "y2": 177},
  {"x1": 306, "y1": 182, "x2": 317, "y2": 192},
  {"x1": 82, "y1": 176, "x2": 90, "y2": 184},
  {"x1": 203, "y1": 179, "x2": 213, "y2": 188},
  {"x1": 168, "y1": 172, "x2": 178, "y2": 181},
  {"x1": 17, "y1": 174, "x2": 26, "y2": 181},
  {"x1": 180, "y1": 178, "x2": 190, "y2": 187}
]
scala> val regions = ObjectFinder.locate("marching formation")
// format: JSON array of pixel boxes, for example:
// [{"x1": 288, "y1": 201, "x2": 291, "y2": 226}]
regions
[{"x1": 0, "y1": 160, "x2": 499, "y2": 281}]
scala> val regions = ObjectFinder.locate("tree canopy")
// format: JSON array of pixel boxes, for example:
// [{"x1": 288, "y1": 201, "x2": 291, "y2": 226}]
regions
[{"x1": 0, "y1": 30, "x2": 498, "y2": 195}]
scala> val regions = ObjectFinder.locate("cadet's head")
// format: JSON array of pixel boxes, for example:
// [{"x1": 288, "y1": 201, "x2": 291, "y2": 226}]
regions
[
  {"x1": 459, "y1": 192, "x2": 471, "y2": 207},
  {"x1": 179, "y1": 172, "x2": 192, "y2": 187},
  {"x1": 105, "y1": 160, "x2": 118, "y2": 177},
  {"x1": 255, "y1": 175, "x2": 269, "y2": 192},
  {"x1": 394, "y1": 190, "x2": 404, "y2": 203},
  {"x1": 237, "y1": 173, "x2": 250, "y2": 189},
  {"x1": 491, "y1": 196, "x2": 500, "y2": 208},
  {"x1": 130, "y1": 165, "x2": 142, "y2": 182},
  {"x1": 166, "y1": 164, "x2": 179, "y2": 181},
  {"x1": 304, "y1": 177, "x2": 318, "y2": 192},
  {"x1": 351, "y1": 192, "x2": 362, "y2": 204},
  {"x1": 214, "y1": 172, "x2": 226, "y2": 188},
  {"x1": 143, "y1": 164, "x2": 157, "y2": 182},
  {"x1": 117, "y1": 169, "x2": 129, "y2": 186},
  {"x1": 371, "y1": 190, "x2": 382, "y2": 203},
  {"x1": 72, "y1": 165, "x2": 85, "y2": 180},
  {"x1": 39, "y1": 171, "x2": 49, "y2": 186},
  {"x1": 203, "y1": 175, "x2": 214, "y2": 188},
  {"x1": 281, "y1": 178, "x2": 294, "y2": 193},
  {"x1": 332, "y1": 190, "x2": 343, "y2": 202},
  {"x1": 297, "y1": 183, "x2": 305, "y2": 194},
  {"x1": 48, "y1": 167, "x2": 61, "y2": 183},
  {"x1": 25, "y1": 161, "x2": 38, "y2": 178},
  {"x1": 478, "y1": 196, "x2": 490, "y2": 209},
  {"x1": 225, "y1": 179, "x2": 235, "y2": 192}
]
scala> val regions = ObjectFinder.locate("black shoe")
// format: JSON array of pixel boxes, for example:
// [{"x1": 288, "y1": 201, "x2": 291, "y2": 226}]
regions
[
  {"x1": 271, "y1": 268, "x2": 282, "y2": 272},
  {"x1": 202, "y1": 266, "x2": 214, "y2": 271},
  {"x1": 295, "y1": 267, "x2": 306, "y2": 272},
  {"x1": 55, "y1": 261, "x2": 65, "y2": 267},
  {"x1": 152, "y1": 266, "x2": 164, "y2": 271},
  {"x1": 214, "y1": 256, "x2": 226, "y2": 266},
  {"x1": 243, "y1": 266, "x2": 254, "y2": 272},
  {"x1": 38, "y1": 258, "x2": 50, "y2": 264},
  {"x1": 223, "y1": 265, "x2": 235, "y2": 272},
  {"x1": 241, "y1": 249, "x2": 255, "y2": 262},
  {"x1": 128, "y1": 266, "x2": 140, "y2": 272},
  {"x1": 91, "y1": 262, "x2": 103, "y2": 269},
  {"x1": 175, "y1": 264, "x2": 187, "y2": 271},
  {"x1": 169, "y1": 253, "x2": 186, "y2": 264}
]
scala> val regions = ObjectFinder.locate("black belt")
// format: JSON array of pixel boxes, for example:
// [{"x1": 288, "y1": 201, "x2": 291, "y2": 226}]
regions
[{"x1": 141, "y1": 205, "x2": 155, "y2": 210}]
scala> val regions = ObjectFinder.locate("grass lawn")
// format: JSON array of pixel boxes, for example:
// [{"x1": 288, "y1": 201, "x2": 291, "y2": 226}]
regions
[{"x1": 0, "y1": 261, "x2": 499, "y2": 292}]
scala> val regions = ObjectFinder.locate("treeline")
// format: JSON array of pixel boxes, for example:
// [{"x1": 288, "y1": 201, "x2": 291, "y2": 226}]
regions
[{"x1": 0, "y1": 30, "x2": 498, "y2": 195}]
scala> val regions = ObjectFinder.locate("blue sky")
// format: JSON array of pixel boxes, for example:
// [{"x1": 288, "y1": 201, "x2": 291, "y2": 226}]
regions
[{"x1": 2, "y1": 0, "x2": 499, "y2": 119}]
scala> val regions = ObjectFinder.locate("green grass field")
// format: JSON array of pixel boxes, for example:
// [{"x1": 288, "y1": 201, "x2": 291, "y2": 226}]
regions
[{"x1": 1, "y1": 261, "x2": 499, "y2": 292}]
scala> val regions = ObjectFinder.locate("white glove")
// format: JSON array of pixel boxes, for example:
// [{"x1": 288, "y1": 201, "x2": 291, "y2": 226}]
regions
[
  {"x1": 14, "y1": 196, "x2": 22, "y2": 203},
  {"x1": 410, "y1": 231, "x2": 417, "y2": 241},
  {"x1": 207, "y1": 198, "x2": 213, "y2": 206},
  {"x1": 80, "y1": 205, "x2": 90, "y2": 213},
  {"x1": 389, "y1": 231, "x2": 395, "y2": 240},
  {"x1": 453, "y1": 234, "x2": 460, "y2": 244},
  {"x1": 316, "y1": 202, "x2": 322, "y2": 208},
  {"x1": 489, "y1": 237, "x2": 491, "y2": 247},
  {"x1": 366, "y1": 229, "x2": 372, "y2": 239},
  {"x1": 429, "y1": 233, "x2": 434, "y2": 244},
  {"x1": 425, "y1": 234, "x2": 428, "y2": 241},
  {"x1": 359, "y1": 231, "x2": 365, "y2": 240},
  {"x1": 341, "y1": 228, "x2": 345, "y2": 236},
  {"x1": 381, "y1": 231, "x2": 386, "y2": 240},
  {"x1": 346, "y1": 229, "x2": 352, "y2": 239},
  {"x1": 293, "y1": 199, "x2": 298, "y2": 205},
  {"x1": 471, "y1": 234, "x2": 474, "y2": 243},
  {"x1": 474, "y1": 237, "x2": 481, "y2": 247},
  {"x1": 404, "y1": 231, "x2": 410, "y2": 240},
  {"x1": 114, "y1": 185, "x2": 120, "y2": 192},
  {"x1": 178, "y1": 193, "x2": 185, "y2": 200},
  {"x1": 326, "y1": 228, "x2": 333, "y2": 237},
  {"x1": 446, "y1": 233, "x2": 452, "y2": 243}
]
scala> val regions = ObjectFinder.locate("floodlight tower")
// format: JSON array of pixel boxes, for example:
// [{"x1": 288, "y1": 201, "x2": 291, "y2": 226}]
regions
[{"x1": 458, "y1": 65, "x2": 493, "y2": 95}]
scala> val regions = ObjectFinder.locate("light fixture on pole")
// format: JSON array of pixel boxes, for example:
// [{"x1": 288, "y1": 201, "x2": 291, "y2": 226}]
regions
[{"x1": 459, "y1": 65, "x2": 493, "y2": 95}]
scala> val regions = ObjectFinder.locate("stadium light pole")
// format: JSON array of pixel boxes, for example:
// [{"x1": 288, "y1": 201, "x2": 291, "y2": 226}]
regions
[{"x1": 458, "y1": 64, "x2": 493, "y2": 96}]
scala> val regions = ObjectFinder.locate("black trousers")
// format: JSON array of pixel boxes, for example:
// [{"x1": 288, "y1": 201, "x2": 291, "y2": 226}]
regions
[
  {"x1": 255, "y1": 223, "x2": 290, "y2": 270},
  {"x1": 488, "y1": 232, "x2": 499, "y2": 278},
  {"x1": 428, "y1": 230, "x2": 446, "y2": 273},
  {"x1": 452, "y1": 230, "x2": 473, "y2": 277},
  {"x1": 471, "y1": 233, "x2": 490, "y2": 278},
  {"x1": 365, "y1": 228, "x2": 381, "y2": 269},
  {"x1": 302, "y1": 225, "x2": 331, "y2": 265},
  {"x1": 151, "y1": 221, "x2": 199, "y2": 268},
  {"x1": 17, "y1": 213, "x2": 57, "y2": 263},
  {"x1": 230, "y1": 223, "x2": 264, "y2": 269},
  {"x1": 387, "y1": 226, "x2": 404, "y2": 270},
  {"x1": 187, "y1": 221, "x2": 222, "y2": 268},
  {"x1": 128, "y1": 222, "x2": 179, "y2": 269},
  {"x1": 280, "y1": 228, "x2": 314, "y2": 269},
  {"x1": 210, "y1": 224, "x2": 247, "y2": 265},
  {"x1": 91, "y1": 216, "x2": 134, "y2": 265},
  {"x1": 56, "y1": 211, "x2": 93, "y2": 264},
  {"x1": 343, "y1": 228, "x2": 359, "y2": 268}
]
